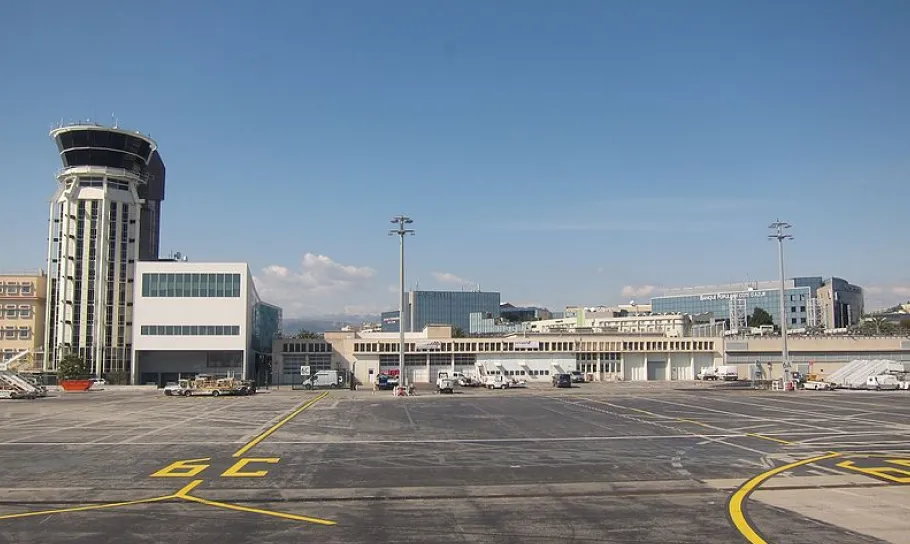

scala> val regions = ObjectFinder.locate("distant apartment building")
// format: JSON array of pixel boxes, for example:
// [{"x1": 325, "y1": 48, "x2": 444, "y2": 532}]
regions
[
  {"x1": 381, "y1": 290, "x2": 501, "y2": 333},
  {"x1": 0, "y1": 272, "x2": 48, "y2": 370}
]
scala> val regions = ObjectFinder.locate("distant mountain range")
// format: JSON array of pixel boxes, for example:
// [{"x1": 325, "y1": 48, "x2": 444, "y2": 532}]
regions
[{"x1": 282, "y1": 314, "x2": 380, "y2": 335}]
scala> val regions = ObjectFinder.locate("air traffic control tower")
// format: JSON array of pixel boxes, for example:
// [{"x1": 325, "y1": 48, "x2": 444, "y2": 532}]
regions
[{"x1": 44, "y1": 124, "x2": 166, "y2": 377}]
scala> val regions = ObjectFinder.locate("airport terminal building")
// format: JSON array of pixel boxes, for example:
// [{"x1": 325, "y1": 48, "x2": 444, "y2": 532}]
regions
[{"x1": 270, "y1": 324, "x2": 909, "y2": 387}]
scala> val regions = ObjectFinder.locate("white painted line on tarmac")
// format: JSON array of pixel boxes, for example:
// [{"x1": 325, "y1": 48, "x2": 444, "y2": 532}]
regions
[
  {"x1": 634, "y1": 396, "x2": 845, "y2": 435},
  {"x1": 706, "y1": 395, "x2": 910, "y2": 431},
  {"x1": 263, "y1": 434, "x2": 750, "y2": 445},
  {"x1": 0, "y1": 441, "x2": 241, "y2": 447},
  {"x1": 567, "y1": 398, "x2": 773, "y2": 456}
]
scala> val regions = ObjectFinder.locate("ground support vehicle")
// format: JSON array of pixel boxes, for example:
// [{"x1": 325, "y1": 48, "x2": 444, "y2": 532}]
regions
[
  {"x1": 485, "y1": 375, "x2": 510, "y2": 390},
  {"x1": 301, "y1": 370, "x2": 340, "y2": 390},
  {"x1": 436, "y1": 371, "x2": 456, "y2": 394},
  {"x1": 375, "y1": 373, "x2": 399, "y2": 391},
  {"x1": 866, "y1": 374, "x2": 900, "y2": 391},
  {"x1": 697, "y1": 365, "x2": 739, "y2": 381},
  {"x1": 164, "y1": 375, "x2": 245, "y2": 397}
]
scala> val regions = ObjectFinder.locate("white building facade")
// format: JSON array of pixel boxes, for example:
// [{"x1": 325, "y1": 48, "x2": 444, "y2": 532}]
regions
[
  {"x1": 310, "y1": 326, "x2": 722, "y2": 386},
  {"x1": 131, "y1": 261, "x2": 281, "y2": 385}
]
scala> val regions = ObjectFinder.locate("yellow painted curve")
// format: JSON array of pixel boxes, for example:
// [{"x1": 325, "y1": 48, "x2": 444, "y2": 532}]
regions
[{"x1": 727, "y1": 452, "x2": 841, "y2": 543}]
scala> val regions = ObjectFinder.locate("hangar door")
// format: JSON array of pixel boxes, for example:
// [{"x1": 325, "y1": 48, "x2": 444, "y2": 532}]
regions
[{"x1": 647, "y1": 360, "x2": 667, "y2": 381}]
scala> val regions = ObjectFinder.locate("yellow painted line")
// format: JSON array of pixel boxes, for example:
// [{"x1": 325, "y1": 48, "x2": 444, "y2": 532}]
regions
[
  {"x1": 745, "y1": 433, "x2": 793, "y2": 445},
  {"x1": 221, "y1": 457, "x2": 280, "y2": 477},
  {"x1": 181, "y1": 494, "x2": 336, "y2": 525},
  {"x1": 677, "y1": 418, "x2": 713, "y2": 429},
  {"x1": 835, "y1": 460, "x2": 910, "y2": 484},
  {"x1": 174, "y1": 479, "x2": 204, "y2": 497},
  {"x1": 727, "y1": 452, "x2": 841, "y2": 543},
  {"x1": 232, "y1": 392, "x2": 328, "y2": 458},
  {"x1": 150, "y1": 458, "x2": 211, "y2": 478},
  {"x1": 0, "y1": 495, "x2": 173, "y2": 521}
]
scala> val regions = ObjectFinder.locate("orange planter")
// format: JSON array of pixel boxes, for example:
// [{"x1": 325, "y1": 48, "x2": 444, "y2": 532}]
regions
[{"x1": 60, "y1": 379, "x2": 93, "y2": 391}]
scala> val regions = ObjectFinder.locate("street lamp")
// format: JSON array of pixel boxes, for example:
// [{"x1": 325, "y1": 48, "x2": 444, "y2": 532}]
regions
[
  {"x1": 389, "y1": 215, "x2": 415, "y2": 393},
  {"x1": 768, "y1": 220, "x2": 793, "y2": 387}
]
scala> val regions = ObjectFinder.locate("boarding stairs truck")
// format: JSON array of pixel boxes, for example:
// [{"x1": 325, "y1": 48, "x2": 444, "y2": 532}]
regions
[
  {"x1": 0, "y1": 350, "x2": 45, "y2": 399},
  {"x1": 436, "y1": 371, "x2": 456, "y2": 394},
  {"x1": 825, "y1": 359, "x2": 904, "y2": 390},
  {"x1": 0, "y1": 371, "x2": 40, "y2": 399}
]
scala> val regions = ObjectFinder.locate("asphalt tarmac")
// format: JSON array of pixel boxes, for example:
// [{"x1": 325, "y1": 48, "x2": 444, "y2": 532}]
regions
[{"x1": 0, "y1": 383, "x2": 908, "y2": 543}]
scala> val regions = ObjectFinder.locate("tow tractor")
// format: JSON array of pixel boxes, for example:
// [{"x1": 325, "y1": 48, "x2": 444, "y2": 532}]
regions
[{"x1": 436, "y1": 371, "x2": 456, "y2": 394}]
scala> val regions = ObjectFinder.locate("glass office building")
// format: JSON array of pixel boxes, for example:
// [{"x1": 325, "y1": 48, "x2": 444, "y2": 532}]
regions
[
  {"x1": 651, "y1": 277, "x2": 826, "y2": 328},
  {"x1": 380, "y1": 310, "x2": 402, "y2": 332},
  {"x1": 380, "y1": 291, "x2": 501, "y2": 333}
]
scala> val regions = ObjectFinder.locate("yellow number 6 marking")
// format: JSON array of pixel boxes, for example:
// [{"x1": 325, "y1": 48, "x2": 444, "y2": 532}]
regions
[{"x1": 150, "y1": 458, "x2": 212, "y2": 478}]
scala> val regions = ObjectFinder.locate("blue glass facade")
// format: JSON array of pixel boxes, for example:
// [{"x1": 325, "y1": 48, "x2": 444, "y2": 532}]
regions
[
  {"x1": 381, "y1": 310, "x2": 401, "y2": 332},
  {"x1": 652, "y1": 282, "x2": 821, "y2": 327},
  {"x1": 406, "y1": 290, "x2": 501, "y2": 333},
  {"x1": 252, "y1": 302, "x2": 282, "y2": 353}
]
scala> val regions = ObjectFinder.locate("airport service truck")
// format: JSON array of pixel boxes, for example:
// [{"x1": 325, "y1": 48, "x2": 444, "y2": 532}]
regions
[
  {"x1": 436, "y1": 371, "x2": 456, "y2": 394},
  {"x1": 697, "y1": 365, "x2": 739, "y2": 381}
]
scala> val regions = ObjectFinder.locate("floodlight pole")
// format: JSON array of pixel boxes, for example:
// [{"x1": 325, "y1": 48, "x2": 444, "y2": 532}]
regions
[
  {"x1": 390, "y1": 215, "x2": 414, "y2": 393},
  {"x1": 768, "y1": 220, "x2": 793, "y2": 388}
]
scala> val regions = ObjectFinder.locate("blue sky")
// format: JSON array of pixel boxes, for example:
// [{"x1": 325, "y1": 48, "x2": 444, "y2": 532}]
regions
[{"x1": 2, "y1": 0, "x2": 909, "y2": 316}]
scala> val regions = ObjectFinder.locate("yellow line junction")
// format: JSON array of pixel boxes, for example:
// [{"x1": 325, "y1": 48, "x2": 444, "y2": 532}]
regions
[
  {"x1": 0, "y1": 391, "x2": 333, "y2": 526},
  {"x1": 565, "y1": 395, "x2": 910, "y2": 544}
]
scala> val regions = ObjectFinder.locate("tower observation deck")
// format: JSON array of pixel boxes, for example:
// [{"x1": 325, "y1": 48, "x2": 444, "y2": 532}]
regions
[{"x1": 45, "y1": 123, "x2": 166, "y2": 377}]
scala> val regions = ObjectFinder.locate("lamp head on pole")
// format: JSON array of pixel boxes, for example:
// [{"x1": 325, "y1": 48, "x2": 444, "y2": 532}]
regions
[
  {"x1": 389, "y1": 215, "x2": 416, "y2": 236},
  {"x1": 768, "y1": 219, "x2": 794, "y2": 241}
]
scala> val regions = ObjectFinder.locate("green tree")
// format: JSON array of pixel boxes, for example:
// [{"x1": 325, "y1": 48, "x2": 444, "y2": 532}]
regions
[
  {"x1": 57, "y1": 354, "x2": 90, "y2": 381},
  {"x1": 748, "y1": 307, "x2": 774, "y2": 327},
  {"x1": 859, "y1": 317, "x2": 899, "y2": 336},
  {"x1": 451, "y1": 326, "x2": 466, "y2": 338},
  {"x1": 294, "y1": 329, "x2": 322, "y2": 339}
]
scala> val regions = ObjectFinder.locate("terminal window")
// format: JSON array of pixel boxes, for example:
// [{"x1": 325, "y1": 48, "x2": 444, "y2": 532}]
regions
[
  {"x1": 141, "y1": 272, "x2": 241, "y2": 298},
  {"x1": 140, "y1": 325, "x2": 241, "y2": 336}
]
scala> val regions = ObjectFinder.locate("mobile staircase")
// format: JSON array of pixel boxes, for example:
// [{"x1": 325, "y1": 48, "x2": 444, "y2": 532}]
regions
[
  {"x1": 825, "y1": 359, "x2": 904, "y2": 390},
  {"x1": 0, "y1": 350, "x2": 45, "y2": 399}
]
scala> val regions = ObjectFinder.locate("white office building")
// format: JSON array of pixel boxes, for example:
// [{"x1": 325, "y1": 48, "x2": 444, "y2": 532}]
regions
[{"x1": 130, "y1": 261, "x2": 281, "y2": 386}]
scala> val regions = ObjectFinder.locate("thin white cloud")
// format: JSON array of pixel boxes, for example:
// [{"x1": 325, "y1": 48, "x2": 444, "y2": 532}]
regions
[
  {"x1": 891, "y1": 286, "x2": 910, "y2": 297},
  {"x1": 432, "y1": 271, "x2": 476, "y2": 287},
  {"x1": 620, "y1": 285, "x2": 664, "y2": 299},
  {"x1": 253, "y1": 253, "x2": 375, "y2": 317}
]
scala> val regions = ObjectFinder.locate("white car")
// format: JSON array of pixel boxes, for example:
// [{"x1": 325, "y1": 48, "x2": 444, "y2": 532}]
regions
[
  {"x1": 485, "y1": 375, "x2": 510, "y2": 390},
  {"x1": 90, "y1": 379, "x2": 106, "y2": 390}
]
